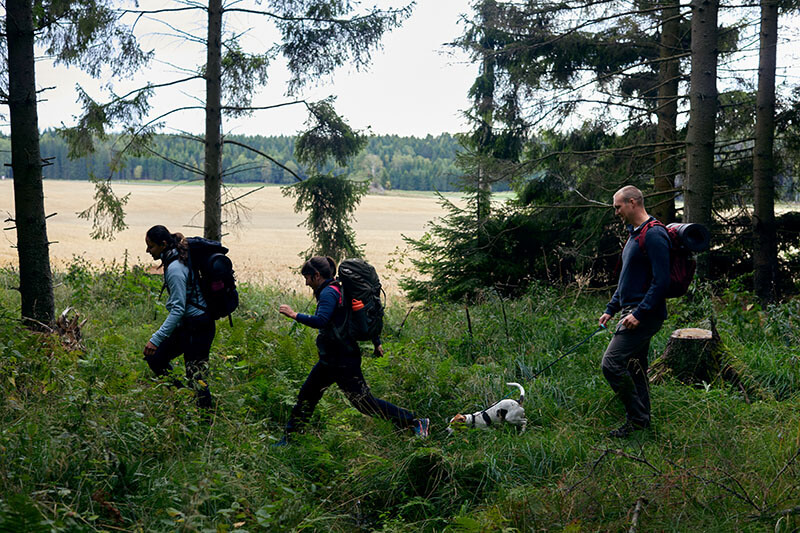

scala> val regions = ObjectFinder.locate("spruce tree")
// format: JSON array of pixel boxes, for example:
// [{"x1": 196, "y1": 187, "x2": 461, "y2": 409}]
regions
[{"x1": 1, "y1": 0, "x2": 146, "y2": 326}]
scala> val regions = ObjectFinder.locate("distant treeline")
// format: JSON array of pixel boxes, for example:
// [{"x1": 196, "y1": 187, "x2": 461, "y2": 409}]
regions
[{"x1": 0, "y1": 131, "x2": 467, "y2": 191}]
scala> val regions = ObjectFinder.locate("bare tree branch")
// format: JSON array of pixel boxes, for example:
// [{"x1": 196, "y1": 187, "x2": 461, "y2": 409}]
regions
[{"x1": 222, "y1": 138, "x2": 304, "y2": 182}]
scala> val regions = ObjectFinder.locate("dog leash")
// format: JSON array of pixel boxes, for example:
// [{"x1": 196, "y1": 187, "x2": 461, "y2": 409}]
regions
[
  {"x1": 529, "y1": 324, "x2": 607, "y2": 380},
  {"x1": 487, "y1": 324, "x2": 608, "y2": 405},
  {"x1": 446, "y1": 325, "x2": 609, "y2": 436}
]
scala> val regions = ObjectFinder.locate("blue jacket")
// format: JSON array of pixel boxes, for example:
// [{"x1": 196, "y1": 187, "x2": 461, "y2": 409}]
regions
[
  {"x1": 295, "y1": 279, "x2": 358, "y2": 361},
  {"x1": 150, "y1": 250, "x2": 207, "y2": 346},
  {"x1": 606, "y1": 217, "x2": 670, "y2": 321},
  {"x1": 295, "y1": 280, "x2": 341, "y2": 330}
]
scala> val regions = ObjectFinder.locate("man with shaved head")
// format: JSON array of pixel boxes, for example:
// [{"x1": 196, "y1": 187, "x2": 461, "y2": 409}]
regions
[{"x1": 598, "y1": 186, "x2": 670, "y2": 438}]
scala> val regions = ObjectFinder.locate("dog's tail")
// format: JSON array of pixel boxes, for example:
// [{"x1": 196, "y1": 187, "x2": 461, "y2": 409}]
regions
[{"x1": 506, "y1": 382, "x2": 525, "y2": 404}]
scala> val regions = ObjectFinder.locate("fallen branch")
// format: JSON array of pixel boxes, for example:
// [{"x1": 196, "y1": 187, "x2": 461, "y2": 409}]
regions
[
  {"x1": 565, "y1": 448, "x2": 613, "y2": 493},
  {"x1": 663, "y1": 458, "x2": 760, "y2": 512},
  {"x1": 764, "y1": 447, "x2": 800, "y2": 498},
  {"x1": 608, "y1": 448, "x2": 662, "y2": 474},
  {"x1": 629, "y1": 496, "x2": 648, "y2": 533}
]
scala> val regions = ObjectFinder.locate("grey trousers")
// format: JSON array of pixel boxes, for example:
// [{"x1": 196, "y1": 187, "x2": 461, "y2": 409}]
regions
[{"x1": 601, "y1": 312, "x2": 664, "y2": 426}]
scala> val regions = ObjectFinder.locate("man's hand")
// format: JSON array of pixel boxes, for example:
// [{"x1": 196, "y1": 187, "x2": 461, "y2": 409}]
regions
[
  {"x1": 599, "y1": 313, "x2": 612, "y2": 327},
  {"x1": 279, "y1": 304, "x2": 298, "y2": 319},
  {"x1": 620, "y1": 313, "x2": 640, "y2": 329},
  {"x1": 373, "y1": 344, "x2": 385, "y2": 357},
  {"x1": 143, "y1": 341, "x2": 158, "y2": 358}
]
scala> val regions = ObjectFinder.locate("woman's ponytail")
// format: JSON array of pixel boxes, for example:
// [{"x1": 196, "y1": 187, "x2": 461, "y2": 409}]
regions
[
  {"x1": 301, "y1": 256, "x2": 337, "y2": 279},
  {"x1": 146, "y1": 225, "x2": 189, "y2": 264}
]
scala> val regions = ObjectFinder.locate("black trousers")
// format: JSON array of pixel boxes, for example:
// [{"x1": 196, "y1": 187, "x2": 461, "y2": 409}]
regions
[
  {"x1": 601, "y1": 313, "x2": 664, "y2": 426},
  {"x1": 146, "y1": 314, "x2": 215, "y2": 408},
  {"x1": 286, "y1": 359, "x2": 417, "y2": 434}
]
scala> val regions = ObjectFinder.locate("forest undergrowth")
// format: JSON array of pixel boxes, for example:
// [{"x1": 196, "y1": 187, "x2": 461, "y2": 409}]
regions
[{"x1": 1, "y1": 260, "x2": 800, "y2": 532}]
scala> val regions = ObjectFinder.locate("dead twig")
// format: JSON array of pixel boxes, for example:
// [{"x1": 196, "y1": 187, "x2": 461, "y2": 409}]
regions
[
  {"x1": 500, "y1": 298, "x2": 510, "y2": 342},
  {"x1": 607, "y1": 448, "x2": 662, "y2": 474},
  {"x1": 397, "y1": 305, "x2": 415, "y2": 336},
  {"x1": 629, "y1": 496, "x2": 648, "y2": 533},
  {"x1": 764, "y1": 447, "x2": 800, "y2": 498},
  {"x1": 663, "y1": 458, "x2": 760, "y2": 512},
  {"x1": 565, "y1": 448, "x2": 613, "y2": 493}
]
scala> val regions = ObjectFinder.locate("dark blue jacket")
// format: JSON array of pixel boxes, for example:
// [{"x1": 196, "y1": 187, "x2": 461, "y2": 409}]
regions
[
  {"x1": 606, "y1": 217, "x2": 670, "y2": 321},
  {"x1": 295, "y1": 279, "x2": 359, "y2": 362}
]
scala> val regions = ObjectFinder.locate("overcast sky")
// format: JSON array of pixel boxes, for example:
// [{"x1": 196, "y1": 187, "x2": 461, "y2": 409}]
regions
[
  {"x1": 26, "y1": 1, "x2": 477, "y2": 139},
  {"x1": 13, "y1": 1, "x2": 800, "y2": 140}
]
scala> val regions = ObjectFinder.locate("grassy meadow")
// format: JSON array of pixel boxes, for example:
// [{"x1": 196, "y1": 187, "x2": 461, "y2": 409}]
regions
[{"x1": 2, "y1": 257, "x2": 800, "y2": 531}]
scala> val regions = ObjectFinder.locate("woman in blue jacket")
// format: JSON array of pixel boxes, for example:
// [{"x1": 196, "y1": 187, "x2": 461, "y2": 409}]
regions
[
  {"x1": 276, "y1": 256, "x2": 429, "y2": 445},
  {"x1": 144, "y1": 225, "x2": 214, "y2": 409}
]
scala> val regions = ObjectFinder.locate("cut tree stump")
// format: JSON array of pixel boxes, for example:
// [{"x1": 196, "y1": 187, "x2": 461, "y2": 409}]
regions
[
  {"x1": 649, "y1": 325, "x2": 751, "y2": 401},
  {"x1": 655, "y1": 328, "x2": 720, "y2": 383}
]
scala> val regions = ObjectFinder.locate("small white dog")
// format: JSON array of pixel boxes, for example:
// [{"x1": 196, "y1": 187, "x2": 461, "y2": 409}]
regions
[{"x1": 447, "y1": 382, "x2": 527, "y2": 434}]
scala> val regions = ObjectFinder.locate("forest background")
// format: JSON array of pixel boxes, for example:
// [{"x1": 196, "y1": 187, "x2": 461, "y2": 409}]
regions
[
  {"x1": 0, "y1": 132, "x2": 471, "y2": 192},
  {"x1": 5, "y1": 0, "x2": 800, "y2": 530}
]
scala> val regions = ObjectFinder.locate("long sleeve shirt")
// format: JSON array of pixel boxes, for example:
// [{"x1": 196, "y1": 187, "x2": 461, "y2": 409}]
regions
[
  {"x1": 150, "y1": 257, "x2": 207, "y2": 346},
  {"x1": 295, "y1": 283, "x2": 340, "y2": 329},
  {"x1": 606, "y1": 217, "x2": 671, "y2": 321},
  {"x1": 294, "y1": 280, "x2": 381, "y2": 359}
]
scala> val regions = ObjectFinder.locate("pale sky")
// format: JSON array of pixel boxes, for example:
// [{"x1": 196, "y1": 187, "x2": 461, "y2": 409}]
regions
[
  {"x1": 28, "y1": 1, "x2": 478, "y2": 138},
  {"x1": 14, "y1": 1, "x2": 800, "y2": 140}
]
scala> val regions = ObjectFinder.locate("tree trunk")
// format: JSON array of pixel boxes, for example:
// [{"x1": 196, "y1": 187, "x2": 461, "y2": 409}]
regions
[
  {"x1": 204, "y1": 0, "x2": 223, "y2": 242},
  {"x1": 752, "y1": 0, "x2": 779, "y2": 304},
  {"x1": 652, "y1": 0, "x2": 680, "y2": 224},
  {"x1": 475, "y1": 51, "x2": 494, "y2": 223},
  {"x1": 6, "y1": 0, "x2": 55, "y2": 326},
  {"x1": 684, "y1": 0, "x2": 719, "y2": 277}
]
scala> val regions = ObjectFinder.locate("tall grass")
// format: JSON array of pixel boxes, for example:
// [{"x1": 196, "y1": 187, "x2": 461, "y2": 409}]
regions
[{"x1": 1, "y1": 262, "x2": 800, "y2": 531}]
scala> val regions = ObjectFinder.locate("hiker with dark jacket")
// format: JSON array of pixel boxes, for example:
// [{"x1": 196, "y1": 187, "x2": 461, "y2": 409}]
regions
[
  {"x1": 599, "y1": 186, "x2": 670, "y2": 438},
  {"x1": 144, "y1": 225, "x2": 214, "y2": 409},
  {"x1": 275, "y1": 256, "x2": 429, "y2": 446}
]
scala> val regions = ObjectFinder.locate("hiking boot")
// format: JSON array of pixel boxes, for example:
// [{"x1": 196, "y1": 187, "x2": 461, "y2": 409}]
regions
[
  {"x1": 413, "y1": 418, "x2": 430, "y2": 438},
  {"x1": 608, "y1": 420, "x2": 649, "y2": 438},
  {"x1": 608, "y1": 422, "x2": 634, "y2": 438}
]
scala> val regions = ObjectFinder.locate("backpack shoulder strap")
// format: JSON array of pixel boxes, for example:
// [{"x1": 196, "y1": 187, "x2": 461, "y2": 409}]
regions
[
  {"x1": 328, "y1": 282, "x2": 343, "y2": 306},
  {"x1": 159, "y1": 250, "x2": 180, "y2": 295},
  {"x1": 635, "y1": 219, "x2": 665, "y2": 255}
]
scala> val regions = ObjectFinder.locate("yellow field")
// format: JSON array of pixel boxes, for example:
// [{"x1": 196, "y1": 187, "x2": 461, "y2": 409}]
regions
[{"x1": 0, "y1": 180, "x2": 458, "y2": 295}]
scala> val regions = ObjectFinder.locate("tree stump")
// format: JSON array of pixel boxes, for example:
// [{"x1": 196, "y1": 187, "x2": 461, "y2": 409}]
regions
[
  {"x1": 650, "y1": 326, "x2": 751, "y2": 401},
  {"x1": 652, "y1": 328, "x2": 722, "y2": 384}
]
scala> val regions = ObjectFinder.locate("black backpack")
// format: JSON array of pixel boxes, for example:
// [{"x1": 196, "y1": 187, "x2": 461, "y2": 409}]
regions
[
  {"x1": 163, "y1": 237, "x2": 239, "y2": 325},
  {"x1": 330, "y1": 258, "x2": 384, "y2": 342}
]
